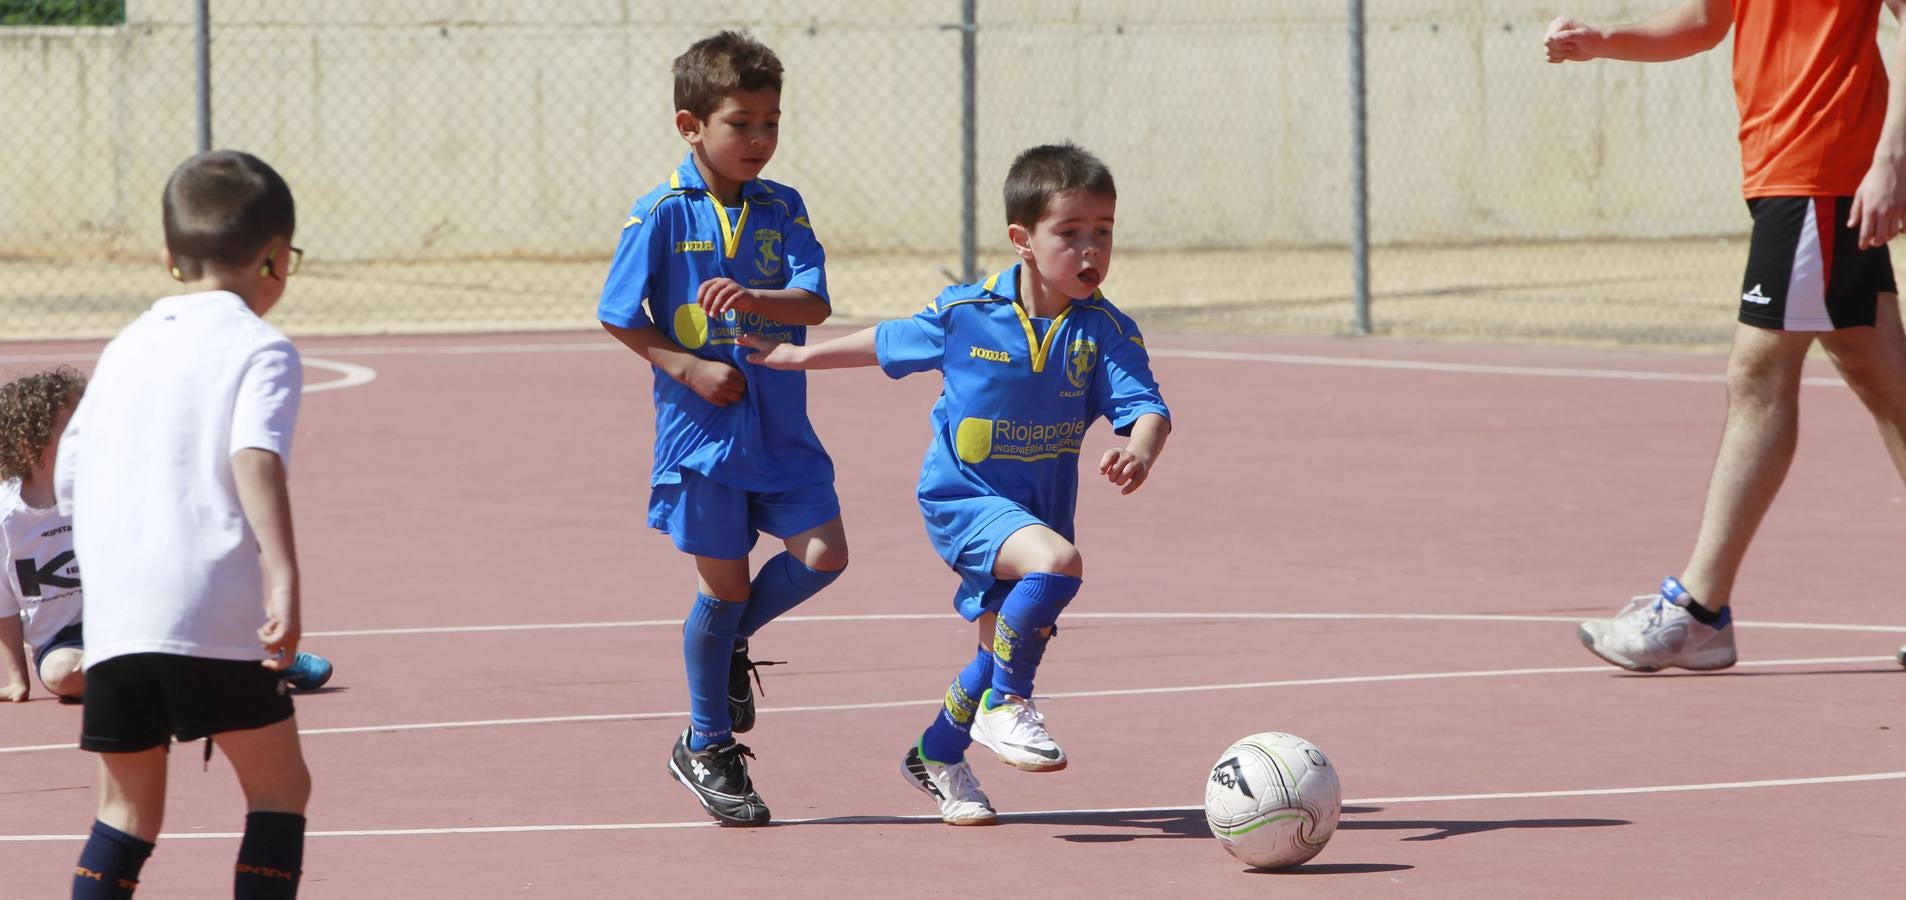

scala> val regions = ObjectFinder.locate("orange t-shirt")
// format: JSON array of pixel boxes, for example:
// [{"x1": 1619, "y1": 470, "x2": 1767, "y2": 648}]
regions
[{"x1": 1731, "y1": 0, "x2": 1888, "y2": 197}]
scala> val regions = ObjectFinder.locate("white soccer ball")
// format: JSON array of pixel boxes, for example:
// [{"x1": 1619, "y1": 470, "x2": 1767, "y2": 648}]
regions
[{"x1": 1203, "y1": 731, "x2": 1342, "y2": 869}]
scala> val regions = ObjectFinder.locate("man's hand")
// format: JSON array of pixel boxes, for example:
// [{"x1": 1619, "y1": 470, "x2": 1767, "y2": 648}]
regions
[
  {"x1": 1544, "y1": 16, "x2": 1603, "y2": 62},
  {"x1": 737, "y1": 333, "x2": 808, "y2": 370},
  {"x1": 684, "y1": 357, "x2": 748, "y2": 405},
  {"x1": 1099, "y1": 447, "x2": 1154, "y2": 495},
  {"x1": 697, "y1": 278, "x2": 759, "y2": 319},
  {"x1": 1850, "y1": 161, "x2": 1906, "y2": 249}
]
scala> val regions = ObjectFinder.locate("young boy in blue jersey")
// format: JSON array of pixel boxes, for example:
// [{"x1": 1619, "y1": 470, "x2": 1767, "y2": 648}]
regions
[
  {"x1": 743, "y1": 144, "x2": 1171, "y2": 825},
  {"x1": 596, "y1": 31, "x2": 848, "y2": 827}
]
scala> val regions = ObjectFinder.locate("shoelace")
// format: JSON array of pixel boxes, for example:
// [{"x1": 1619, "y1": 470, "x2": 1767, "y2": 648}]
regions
[
  {"x1": 1011, "y1": 697, "x2": 1047, "y2": 734},
  {"x1": 1611, "y1": 595, "x2": 1664, "y2": 634},
  {"x1": 946, "y1": 762, "x2": 985, "y2": 802},
  {"x1": 712, "y1": 741, "x2": 758, "y2": 787},
  {"x1": 738, "y1": 658, "x2": 785, "y2": 698}
]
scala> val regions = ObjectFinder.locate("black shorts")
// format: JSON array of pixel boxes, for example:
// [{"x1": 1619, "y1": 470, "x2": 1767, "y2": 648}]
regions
[
  {"x1": 1740, "y1": 196, "x2": 1897, "y2": 331},
  {"x1": 80, "y1": 653, "x2": 295, "y2": 754},
  {"x1": 32, "y1": 621, "x2": 83, "y2": 674}
]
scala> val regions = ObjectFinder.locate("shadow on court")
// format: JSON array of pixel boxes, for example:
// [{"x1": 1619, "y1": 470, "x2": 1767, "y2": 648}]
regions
[
  {"x1": 796, "y1": 805, "x2": 1627, "y2": 847},
  {"x1": 1244, "y1": 862, "x2": 1416, "y2": 876}
]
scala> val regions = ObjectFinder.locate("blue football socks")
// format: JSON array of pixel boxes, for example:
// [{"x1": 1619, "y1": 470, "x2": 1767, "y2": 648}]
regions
[
  {"x1": 233, "y1": 811, "x2": 305, "y2": 900},
  {"x1": 684, "y1": 592, "x2": 747, "y2": 750},
  {"x1": 988, "y1": 572, "x2": 1082, "y2": 704},
  {"x1": 72, "y1": 820, "x2": 152, "y2": 900},
  {"x1": 919, "y1": 645, "x2": 996, "y2": 763},
  {"x1": 738, "y1": 552, "x2": 843, "y2": 639}
]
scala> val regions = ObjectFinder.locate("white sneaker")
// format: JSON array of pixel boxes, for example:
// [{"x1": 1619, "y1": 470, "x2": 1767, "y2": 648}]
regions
[
  {"x1": 1578, "y1": 577, "x2": 1737, "y2": 672},
  {"x1": 968, "y1": 690, "x2": 1067, "y2": 772},
  {"x1": 902, "y1": 745, "x2": 997, "y2": 826}
]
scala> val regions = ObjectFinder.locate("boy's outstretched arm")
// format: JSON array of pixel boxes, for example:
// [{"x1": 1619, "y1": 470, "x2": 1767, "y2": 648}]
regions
[
  {"x1": 1100, "y1": 413, "x2": 1170, "y2": 496},
  {"x1": 601, "y1": 321, "x2": 748, "y2": 406},
  {"x1": 1544, "y1": 0, "x2": 1729, "y2": 63},
  {"x1": 233, "y1": 448, "x2": 301, "y2": 671},
  {"x1": 0, "y1": 614, "x2": 28, "y2": 701},
  {"x1": 739, "y1": 326, "x2": 880, "y2": 370}
]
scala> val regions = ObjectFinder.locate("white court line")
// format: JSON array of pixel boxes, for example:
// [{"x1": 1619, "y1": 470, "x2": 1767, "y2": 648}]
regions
[
  {"x1": 302, "y1": 610, "x2": 1906, "y2": 639},
  {"x1": 0, "y1": 351, "x2": 376, "y2": 395},
  {"x1": 0, "y1": 338, "x2": 1848, "y2": 387},
  {"x1": 0, "y1": 653, "x2": 1889, "y2": 756},
  {"x1": 1149, "y1": 348, "x2": 1850, "y2": 388},
  {"x1": 2, "y1": 770, "x2": 1899, "y2": 842},
  {"x1": 302, "y1": 358, "x2": 378, "y2": 393},
  {"x1": 188, "y1": 337, "x2": 1855, "y2": 388}
]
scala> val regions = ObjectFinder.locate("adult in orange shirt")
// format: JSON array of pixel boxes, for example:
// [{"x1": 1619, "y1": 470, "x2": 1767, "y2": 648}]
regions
[{"x1": 1546, "y1": 0, "x2": 1906, "y2": 671}]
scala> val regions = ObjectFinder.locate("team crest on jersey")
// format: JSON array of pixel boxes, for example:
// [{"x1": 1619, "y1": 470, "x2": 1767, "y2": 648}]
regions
[
  {"x1": 1064, "y1": 337, "x2": 1098, "y2": 390},
  {"x1": 754, "y1": 229, "x2": 783, "y2": 277}
]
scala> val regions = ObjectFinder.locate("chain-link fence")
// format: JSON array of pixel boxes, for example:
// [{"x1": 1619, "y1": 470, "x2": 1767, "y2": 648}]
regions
[{"x1": 0, "y1": 0, "x2": 1830, "y2": 348}]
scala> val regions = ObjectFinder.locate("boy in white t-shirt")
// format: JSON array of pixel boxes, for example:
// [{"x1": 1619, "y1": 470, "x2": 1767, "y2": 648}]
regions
[
  {"x1": 2, "y1": 367, "x2": 334, "y2": 709},
  {"x1": 0, "y1": 367, "x2": 88, "y2": 702},
  {"x1": 56, "y1": 150, "x2": 315, "y2": 900}
]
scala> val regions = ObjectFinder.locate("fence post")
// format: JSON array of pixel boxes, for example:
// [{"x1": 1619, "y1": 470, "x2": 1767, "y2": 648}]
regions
[
  {"x1": 194, "y1": 0, "x2": 212, "y2": 151},
  {"x1": 960, "y1": 0, "x2": 978, "y2": 283},
  {"x1": 1348, "y1": 0, "x2": 1370, "y2": 335}
]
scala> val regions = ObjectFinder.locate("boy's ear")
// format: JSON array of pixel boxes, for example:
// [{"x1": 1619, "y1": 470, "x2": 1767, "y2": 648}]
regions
[
  {"x1": 1007, "y1": 223, "x2": 1034, "y2": 260},
  {"x1": 675, "y1": 109, "x2": 704, "y2": 144}
]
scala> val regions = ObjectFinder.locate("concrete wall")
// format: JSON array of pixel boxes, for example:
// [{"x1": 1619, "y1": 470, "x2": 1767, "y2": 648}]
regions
[{"x1": 5, "y1": 0, "x2": 1860, "y2": 261}]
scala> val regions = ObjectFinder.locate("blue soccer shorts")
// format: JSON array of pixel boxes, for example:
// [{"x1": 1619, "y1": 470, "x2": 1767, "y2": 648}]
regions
[
  {"x1": 648, "y1": 470, "x2": 841, "y2": 560},
  {"x1": 919, "y1": 493, "x2": 1050, "y2": 622}
]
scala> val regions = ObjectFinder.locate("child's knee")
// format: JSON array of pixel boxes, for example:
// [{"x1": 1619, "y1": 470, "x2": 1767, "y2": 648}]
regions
[
  {"x1": 39, "y1": 650, "x2": 84, "y2": 697},
  {"x1": 257, "y1": 760, "x2": 313, "y2": 812},
  {"x1": 806, "y1": 544, "x2": 848, "y2": 573},
  {"x1": 1030, "y1": 543, "x2": 1084, "y2": 578},
  {"x1": 45, "y1": 667, "x2": 84, "y2": 698}
]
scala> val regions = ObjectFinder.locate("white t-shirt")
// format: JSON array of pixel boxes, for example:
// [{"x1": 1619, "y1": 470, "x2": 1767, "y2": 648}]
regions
[
  {"x1": 0, "y1": 479, "x2": 84, "y2": 649},
  {"x1": 56, "y1": 291, "x2": 302, "y2": 668}
]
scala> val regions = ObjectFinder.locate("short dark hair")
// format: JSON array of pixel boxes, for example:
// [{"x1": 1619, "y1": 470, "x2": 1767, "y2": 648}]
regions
[
  {"x1": 162, "y1": 150, "x2": 295, "y2": 281},
  {"x1": 1004, "y1": 144, "x2": 1116, "y2": 228},
  {"x1": 673, "y1": 31, "x2": 784, "y2": 120},
  {"x1": 0, "y1": 366, "x2": 85, "y2": 483}
]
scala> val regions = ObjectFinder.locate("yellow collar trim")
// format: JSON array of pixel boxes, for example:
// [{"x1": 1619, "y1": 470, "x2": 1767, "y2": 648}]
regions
[
  {"x1": 708, "y1": 197, "x2": 751, "y2": 260},
  {"x1": 1013, "y1": 301, "x2": 1072, "y2": 373}
]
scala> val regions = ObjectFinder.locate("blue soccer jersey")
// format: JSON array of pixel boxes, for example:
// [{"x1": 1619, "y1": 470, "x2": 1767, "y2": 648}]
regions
[
  {"x1": 876, "y1": 263, "x2": 1171, "y2": 602},
  {"x1": 598, "y1": 153, "x2": 833, "y2": 492}
]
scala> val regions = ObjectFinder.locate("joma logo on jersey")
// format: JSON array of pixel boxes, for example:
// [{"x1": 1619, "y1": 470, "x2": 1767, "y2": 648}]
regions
[
  {"x1": 674, "y1": 240, "x2": 714, "y2": 253},
  {"x1": 754, "y1": 229, "x2": 783, "y2": 276},
  {"x1": 969, "y1": 346, "x2": 1011, "y2": 364}
]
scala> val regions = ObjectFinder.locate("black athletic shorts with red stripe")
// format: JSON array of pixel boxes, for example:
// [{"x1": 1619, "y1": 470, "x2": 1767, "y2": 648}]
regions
[{"x1": 1739, "y1": 196, "x2": 1897, "y2": 331}]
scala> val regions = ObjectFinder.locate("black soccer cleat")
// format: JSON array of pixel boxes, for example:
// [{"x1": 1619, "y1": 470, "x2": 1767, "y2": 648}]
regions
[
  {"x1": 666, "y1": 730, "x2": 770, "y2": 827},
  {"x1": 726, "y1": 640, "x2": 783, "y2": 734}
]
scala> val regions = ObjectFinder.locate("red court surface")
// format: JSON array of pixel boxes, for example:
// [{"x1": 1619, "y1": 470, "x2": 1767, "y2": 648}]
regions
[{"x1": 1, "y1": 329, "x2": 1902, "y2": 898}]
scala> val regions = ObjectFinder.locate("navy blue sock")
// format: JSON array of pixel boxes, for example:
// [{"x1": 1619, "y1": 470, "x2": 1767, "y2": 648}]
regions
[
  {"x1": 73, "y1": 820, "x2": 153, "y2": 899},
  {"x1": 988, "y1": 573, "x2": 1082, "y2": 704},
  {"x1": 918, "y1": 645, "x2": 995, "y2": 763},
  {"x1": 233, "y1": 811, "x2": 304, "y2": 899},
  {"x1": 684, "y1": 592, "x2": 746, "y2": 750},
  {"x1": 738, "y1": 552, "x2": 843, "y2": 639}
]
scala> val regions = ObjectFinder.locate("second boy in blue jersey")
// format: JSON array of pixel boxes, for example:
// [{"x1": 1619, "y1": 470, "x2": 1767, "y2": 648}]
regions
[
  {"x1": 597, "y1": 32, "x2": 848, "y2": 827},
  {"x1": 744, "y1": 144, "x2": 1171, "y2": 825}
]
